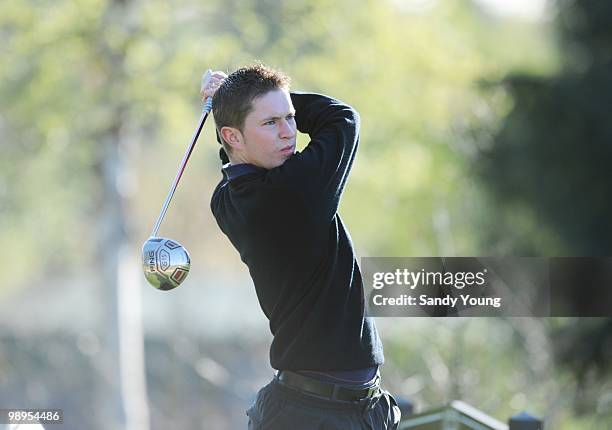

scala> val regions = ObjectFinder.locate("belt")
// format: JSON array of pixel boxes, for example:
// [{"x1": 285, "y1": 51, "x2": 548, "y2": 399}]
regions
[{"x1": 276, "y1": 370, "x2": 381, "y2": 402}]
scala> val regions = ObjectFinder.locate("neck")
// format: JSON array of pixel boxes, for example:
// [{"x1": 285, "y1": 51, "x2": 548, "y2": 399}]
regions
[{"x1": 228, "y1": 152, "x2": 250, "y2": 166}]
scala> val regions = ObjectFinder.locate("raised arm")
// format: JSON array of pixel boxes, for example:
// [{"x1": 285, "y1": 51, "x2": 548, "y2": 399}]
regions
[{"x1": 269, "y1": 92, "x2": 360, "y2": 221}]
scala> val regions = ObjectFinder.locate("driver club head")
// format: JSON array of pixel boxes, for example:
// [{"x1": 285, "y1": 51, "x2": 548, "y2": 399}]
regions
[{"x1": 142, "y1": 237, "x2": 190, "y2": 291}]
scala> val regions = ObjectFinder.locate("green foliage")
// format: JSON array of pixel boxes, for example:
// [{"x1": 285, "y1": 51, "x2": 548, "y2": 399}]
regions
[
  {"x1": 0, "y1": 0, "x2": 105, "y2": 288},
  {"x1": 474, "y1": 0, "x2": 612, "y2": 424},
  {"x1": 476, "y1": 0, "x2": 612, "y2": 255},
  {"x1": 0, "y1": 0, "x2": 559, "y2": 286}
]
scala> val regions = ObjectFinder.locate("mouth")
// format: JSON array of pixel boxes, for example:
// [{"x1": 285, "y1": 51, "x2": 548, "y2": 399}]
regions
[{"x1": 280, "y1": 144, "x2": 295, "y2": 154}]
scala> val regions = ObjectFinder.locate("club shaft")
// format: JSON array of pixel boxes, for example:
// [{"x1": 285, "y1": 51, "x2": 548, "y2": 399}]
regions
[{"x1": 150, "y1": 99, "x2": 212, "y2": 237}]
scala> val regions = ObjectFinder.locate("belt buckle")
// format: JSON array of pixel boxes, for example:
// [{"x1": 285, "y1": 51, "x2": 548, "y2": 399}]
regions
[
  {"x1": 365, "y1": 385, "x2": 377, "y2": 399},
  {"x1": 364, "y1": 375, "x2": 381, "y2": 399}
]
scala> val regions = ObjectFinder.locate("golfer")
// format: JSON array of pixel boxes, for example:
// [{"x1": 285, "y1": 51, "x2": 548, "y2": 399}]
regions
[{"x1": 201, "y1": 63, "x2": 400, "y2": 429}]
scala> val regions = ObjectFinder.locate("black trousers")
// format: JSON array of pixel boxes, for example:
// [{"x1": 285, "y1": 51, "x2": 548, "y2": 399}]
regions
[{"x1": 246, "y1": 375, "x2": 401, "y2": 429}]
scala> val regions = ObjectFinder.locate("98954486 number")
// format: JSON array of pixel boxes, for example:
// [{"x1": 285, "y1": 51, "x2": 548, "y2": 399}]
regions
[{"x1": 1, "y1": 409, "x2": 63, "y2": 424}]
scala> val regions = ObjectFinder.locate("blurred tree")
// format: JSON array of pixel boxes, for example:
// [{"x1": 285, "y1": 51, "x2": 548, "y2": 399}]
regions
[
  {"x1": 0, "y1": 0, "x2": 153, "y2": 428},
  {"x1": 0, "y1": 0, "x2": 559, "y2": 279},
  {"x1": 187, "y1": 0, "x2": 560, "y2": 259},
  {"x1": 92, "y1": 1, "x2": 151, "y2": 429},
  {"x1": 477, "y1": 0, "x2": 612, "y2": 256},
  {"x1": 476, "y1": 0, "x2": 612, "y2": 423},
  {"x1": 552, "y1": 317, "x2": 612, "y2": 415}
]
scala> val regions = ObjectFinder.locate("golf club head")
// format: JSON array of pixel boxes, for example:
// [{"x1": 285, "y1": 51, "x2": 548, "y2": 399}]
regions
[{"x1": 142, "y1": 237, "x2": 190, "y2": 291}]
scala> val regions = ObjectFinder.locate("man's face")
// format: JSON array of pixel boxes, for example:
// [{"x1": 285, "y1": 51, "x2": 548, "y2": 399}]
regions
[{"x1": 240, "y1": 88, "x2": 297, "y2": 169}]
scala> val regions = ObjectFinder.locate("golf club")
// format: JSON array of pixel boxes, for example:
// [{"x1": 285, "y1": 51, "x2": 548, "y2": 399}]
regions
[{"x1": 142, "y1": 70, "x2": 214, "y2": 291}]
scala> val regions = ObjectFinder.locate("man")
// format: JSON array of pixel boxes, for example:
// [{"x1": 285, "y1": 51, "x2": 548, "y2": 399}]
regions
[{"x1": 202, "y1": 63, "x2": 400, "y2": 429}]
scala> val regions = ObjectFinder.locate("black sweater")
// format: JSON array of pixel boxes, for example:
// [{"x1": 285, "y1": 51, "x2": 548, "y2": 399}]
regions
[{"x1": 210, "y1": 92, "x2": 384, "y2": 371}]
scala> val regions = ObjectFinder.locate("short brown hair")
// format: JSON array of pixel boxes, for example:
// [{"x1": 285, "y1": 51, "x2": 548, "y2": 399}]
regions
[{"x1": 212, "y1": 63, "x2": 291, "y2": 154}]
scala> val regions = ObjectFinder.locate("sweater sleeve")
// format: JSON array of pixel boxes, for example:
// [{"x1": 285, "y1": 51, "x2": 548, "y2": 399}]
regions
[{"x1": 268, "y1": 92, "x2": 360, "y2": 221}]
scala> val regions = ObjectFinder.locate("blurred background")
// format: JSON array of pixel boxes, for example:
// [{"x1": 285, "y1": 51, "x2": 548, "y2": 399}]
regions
[{"x1": 1, "y1": 0, "x2": 611, "y2": 428}]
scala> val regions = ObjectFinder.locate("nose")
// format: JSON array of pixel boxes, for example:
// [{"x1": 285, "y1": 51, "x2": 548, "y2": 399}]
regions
[{"x1": 278, "y1": 118, "x2": 296, "y2": 139}]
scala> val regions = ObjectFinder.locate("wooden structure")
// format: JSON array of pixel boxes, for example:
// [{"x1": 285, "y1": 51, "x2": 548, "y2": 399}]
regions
[{"x1": 398, "y1": 399, "x2": 543, "y2": 430}]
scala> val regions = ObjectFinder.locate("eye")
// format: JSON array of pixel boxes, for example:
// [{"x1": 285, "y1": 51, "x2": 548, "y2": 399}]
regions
[
  {"x1": 286, "y1": 114, "x2": 295, "y2": 121},
  {"x1": 263, "y1": 120, "x2": 275, "y2": 126}
]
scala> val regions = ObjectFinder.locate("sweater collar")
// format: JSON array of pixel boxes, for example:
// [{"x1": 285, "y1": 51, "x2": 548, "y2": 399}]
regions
[{"x1": 222, "y1": 163, "x2": 266, "y2": 181}]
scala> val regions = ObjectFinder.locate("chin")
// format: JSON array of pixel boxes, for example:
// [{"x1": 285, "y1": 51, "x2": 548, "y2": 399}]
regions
[
  {"x1": 252, "y1": 160, "x2": 281, "y2": 170},
  {"x1": 270, "y1": 160, "x2": 286, "y2": 169}
]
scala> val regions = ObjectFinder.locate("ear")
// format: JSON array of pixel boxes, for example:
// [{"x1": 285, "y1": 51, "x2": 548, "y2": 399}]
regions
[{"x1": 219, "y1": 126, "x2": 244, "y2": 151}]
